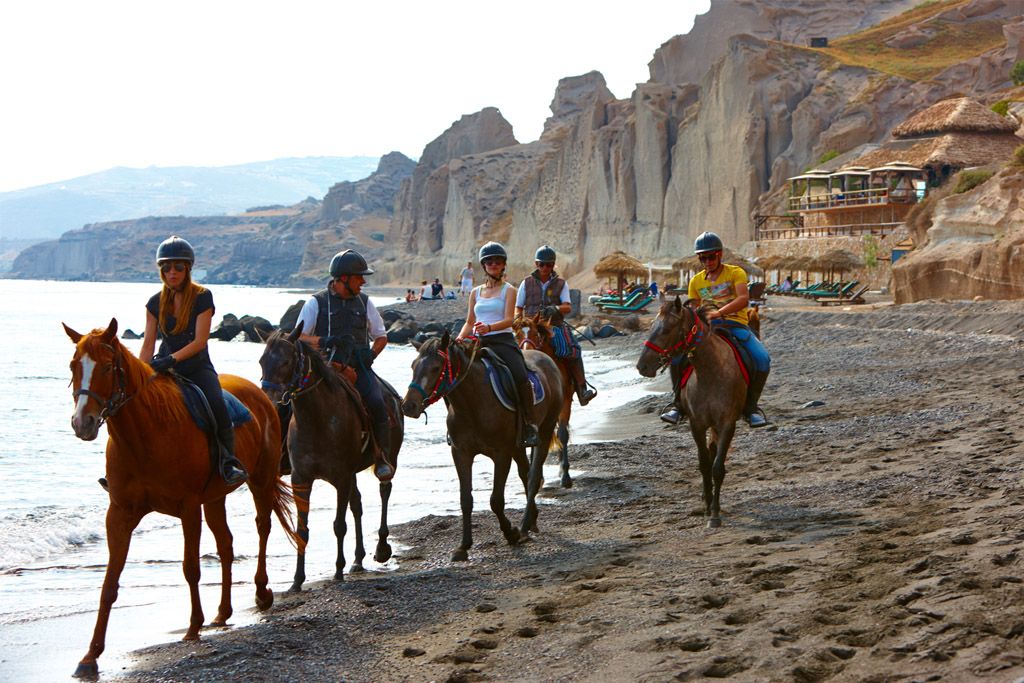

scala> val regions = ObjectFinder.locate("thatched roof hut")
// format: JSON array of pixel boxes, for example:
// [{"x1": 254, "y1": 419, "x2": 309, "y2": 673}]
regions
[
  {"x1": 853, "y1": 96, "x2": 1023, "y2": 175},
  {"x1": 892, "y1": 97, "x2": 1019, "y2": 138},
  {"x1": 671, "y1": 249, "x2": 761, "y2": 276},
  {"x1": 593, "y1": 251, "x2": 646, "y2": 278}
]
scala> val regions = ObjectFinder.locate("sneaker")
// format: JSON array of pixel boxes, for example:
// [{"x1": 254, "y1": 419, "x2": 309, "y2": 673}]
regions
[
  {"x1": 222, "y1": 464, "x2": 248, "y2": 487},
  {"x1": 98, "y1": 477, "x2": 109, "y2": 492},
  {"x1": 522, "y1": 424, "x2": 539, "y2": 447},
  {"x1": 745, "y1": 408, "x2": 768, "y2": 428},
  {"x1": 577, "y1": 388, "x2": 598, "y2": 406}
]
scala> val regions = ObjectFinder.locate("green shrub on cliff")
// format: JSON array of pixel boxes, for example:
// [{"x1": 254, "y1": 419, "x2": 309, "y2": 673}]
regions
[
  {"x1": 991, "y1": 100, "x2": 1010, "y2": 117},
  {"x1": 952, "y1": 169, "x2": 994, "y2": 194},
  {"x1": 1012, "y1": 60, "x2": 1024, "y2": 86},
  {"x1": 1011, "y1": 145, "x2": 1024, "y2": 169}
]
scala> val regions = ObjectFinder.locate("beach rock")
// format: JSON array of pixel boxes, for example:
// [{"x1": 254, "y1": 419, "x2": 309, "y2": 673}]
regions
[
  {"x1": 211, "y1": 314, "x2": 244, "y2": 341},
  {"x1": 800, "y1": 400, "x2": 826, "y2": 408},
  {"x1": 594, "y1": 324, "x2": 625, "y2": 339},
  {"x1": 121, "y1": 328, "x2": 142, "y2": 340},
  {"x1": 278, "y1": 300, "x2": 305, "y2": 332},
  {"x1": 386, "y1": 320, "x2": 420, "y2": 344},
  {"x1": 238, "y1": 315, "x2": 275, "y2": 342}
]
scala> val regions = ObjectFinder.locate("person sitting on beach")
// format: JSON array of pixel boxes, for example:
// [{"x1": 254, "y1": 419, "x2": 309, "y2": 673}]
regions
[
  {"x1": 418, "y1": 280, "x2": 433, "y2": 300},
  {"x1": 295, "y1": 249, "x2": 395, "y2": 481},
  {"x1": 456, "y1": 241, "x2": 539, "y2": 447},
  {"x1": 459, "y1": 261, "x2": 474, "y2": 296},
  {"x1": 431, "y1": 278, "x2": 445, "y2": 299},
  {"x1": 515, "y1": 244, "x2": 597, "y2": 406},
  {"x1": 649, "y1": 281, "x2": 659, "y2": 297},
  {"x1": 136, "y1": 236, "x2": 248, "y2": 487},
  {"x1": 405, "y1": 289, "x2": 416, "y2": 303},
  {"x1": 661, "y1": 232, "x2": 771, "y2": 428},
  {"x1": 780, "y1": 276, "x2": 793, "y2": 293}
]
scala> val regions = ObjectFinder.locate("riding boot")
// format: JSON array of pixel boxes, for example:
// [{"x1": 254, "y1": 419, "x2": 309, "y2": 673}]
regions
[
  {"x1": 660, "y1": 361, "x2": 688, "y2": 425},
  {"x1": 217, "y1": 426, "x2": 248, "y2": 486},
  {"x1": 371, "y1": 419, "x2": 395, "y2": 482},
  {"x1": 568, "y1": 356, "x2": 597, "y2": 406},
  {"x1": 517, "y1": 381, "x2": 539, "y2": 448},
  {"x1": 743, "y1": 370, "x2": 770, "y2": 428}
]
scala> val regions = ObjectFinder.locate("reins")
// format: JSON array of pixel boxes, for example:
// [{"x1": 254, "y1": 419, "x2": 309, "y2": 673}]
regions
[
  {"x1": 407, "y1": 336, "x2": 481, "y2": 407},
  {"x1": 644, "y1": 311, "x2": 706, "y2": 369},
  {"x1": 73, "y1": 343, "x2": 134, "y2": 426},
  {"x1": 261, "y1": 338, "x2": 323, "y2": 406}
]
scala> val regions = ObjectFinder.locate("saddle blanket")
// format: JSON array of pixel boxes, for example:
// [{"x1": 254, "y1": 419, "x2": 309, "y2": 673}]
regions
[
  {"x1": 178, "y1": 378, "x2": 253, "y2": 433},
  {"x1": 677, "y1": 332, "x2": 751, "y2": 391},
  {"x1": 481, "y1": 358, "x2": 545, "y2": 412}
]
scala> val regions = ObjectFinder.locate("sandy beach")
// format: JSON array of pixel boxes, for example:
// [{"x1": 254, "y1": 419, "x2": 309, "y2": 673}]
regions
[{"x1": 103, "y1": 294, "x2": 1024, "y2": 682}]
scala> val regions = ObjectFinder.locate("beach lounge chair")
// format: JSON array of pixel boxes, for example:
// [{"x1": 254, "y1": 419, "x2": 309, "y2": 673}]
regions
[
  {"x1": 596, "y1": 289, "x2": 647, "y2": 309},
  {"x1": 819, "y1": 284, "x2": 870, "y2": 306},
  {"x1": 807, "y1": 281, "x2": 859, "y2": 299},
  {"x1": 598, "y1": 295, "x2": 655, "y2": 313},
  {"x1": 792, "y1": 281, "x2": 828, "y2": 296}
]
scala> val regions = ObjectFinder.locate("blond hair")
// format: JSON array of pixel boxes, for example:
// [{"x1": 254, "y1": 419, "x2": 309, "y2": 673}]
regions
[{"x1": 158, "y1": 267, "x2": 206, "y2": 335}]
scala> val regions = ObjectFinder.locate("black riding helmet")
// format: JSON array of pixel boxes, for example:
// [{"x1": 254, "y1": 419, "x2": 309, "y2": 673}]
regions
[
  {"x1": 693, "y1": 231, "x2": 724, "y2": 255},
  {"x1": 156, "y1": 235, "x2": 195, "y2": 264},
  {"x1": 534, "y1": 245, "x2": 556, "y2": 263},
  {"x1": 330, "y1": 249, "x2": 374, "y2": 277},
  {"x1": 478, "y1": 241, "x2": 508, "y2": 264}
]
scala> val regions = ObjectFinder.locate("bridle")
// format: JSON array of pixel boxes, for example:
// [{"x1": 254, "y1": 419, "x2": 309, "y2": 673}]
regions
[
  {"x1": 407, "y1": 337, "x2": 480, "y2": 407},
  {"x1": 73, "y1": 343, "x2": 133, "y2": 426},
  {"x1": 260, "y1": 338, "x2": 323, "y2": 405},
  {"x1": 643, "y1": 308, "x2": 706, "y2": 369}
]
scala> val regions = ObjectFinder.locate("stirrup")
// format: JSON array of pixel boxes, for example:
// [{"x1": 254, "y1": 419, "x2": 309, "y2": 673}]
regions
[
  {"x1": 660, "y1": 408, "x2": 682, "y2": 425},
  {"x1": 577, "y1": 386, "x2": 598, "y2": 406},
  {"x1": 745, "y1": 408, "x2": 768, "y2": 428},
  {"x1": 522, "y1": 423, "x2": 539, "y2": 447},
  {"x1": 222, "y1": 463, "x2": 248, "y2": 486},
  {"x1": 373, "y1": 453, "x2": 395, "y2": 482}
]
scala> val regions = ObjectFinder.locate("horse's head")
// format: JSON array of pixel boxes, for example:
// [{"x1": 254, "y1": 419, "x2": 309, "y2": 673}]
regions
[
  {"x1": 402, "y1": 329, "x2": 466, "y2": 418},
  {"x1": 64, "y1": 318, "x2": 122, "y2": 441},
  {"x1": 258, "y1": 326, "x2": 303, "y2": 405},
  {"x1": 636, "y1": 296, "x2": 699, "y2": 378}
]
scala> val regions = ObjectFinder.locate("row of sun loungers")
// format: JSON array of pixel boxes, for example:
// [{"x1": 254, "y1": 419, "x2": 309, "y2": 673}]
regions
[{"x1": 767, "y1": 280, "x2": 869, "y2": 305}]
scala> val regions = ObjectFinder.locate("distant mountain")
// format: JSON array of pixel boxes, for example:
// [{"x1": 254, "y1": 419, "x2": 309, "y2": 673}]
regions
[{"x1": 0, "y1": 156, "x2": 382, "y2": 240}]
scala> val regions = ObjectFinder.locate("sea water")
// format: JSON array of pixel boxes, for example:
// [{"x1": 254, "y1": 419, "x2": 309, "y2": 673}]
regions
[{"x1": 0, "y1": 279, "x2": 654, "y2": 680}]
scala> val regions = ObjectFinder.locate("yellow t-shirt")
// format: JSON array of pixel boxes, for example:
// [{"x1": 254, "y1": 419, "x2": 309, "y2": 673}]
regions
[{"x1": 688, "y1": 263, "x2": 749, "y2": 325}]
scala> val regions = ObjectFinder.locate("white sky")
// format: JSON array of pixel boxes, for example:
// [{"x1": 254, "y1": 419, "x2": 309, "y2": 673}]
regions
[{"x1": 0, "y1": 0, "x2": 710, "y2": 192}]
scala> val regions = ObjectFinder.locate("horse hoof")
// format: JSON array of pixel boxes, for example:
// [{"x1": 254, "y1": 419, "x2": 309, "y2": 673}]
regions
[
  {"x1": 333, "y1": 570, "x2": 346, "y2": 581},
  {"x1": 561, "y1": 476, "x2": 573, "y2": 489},
  {"x1": 255, "y1": 589, "x2": 273, "y2": 611},
  {"x1": 451, "y1": 548, "x2": 469, "y2": 562},
  {"x1": 287, "y1": 583, "x2": 303, "y2": 594},
  {"x1": 374, "y1": 545, "x2": 393, "y2": 563},
  {"x1": 349, "y1": 564, "x2": 365, "y2": 574},
  {"x1": 73, "y1": 661, "x2": 99, "y2": 679},
  {"x1": 706, "y1": 518, "x2": 722, "y2": 529},
  {"x1": 183, "y1": 631, "x2": 201, "y2": 642}
]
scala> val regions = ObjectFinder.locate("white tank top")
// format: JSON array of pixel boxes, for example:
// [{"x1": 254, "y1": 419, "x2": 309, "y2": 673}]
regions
[{"x1": 474, "y1": 283, "x2": 511, "y2": 336}]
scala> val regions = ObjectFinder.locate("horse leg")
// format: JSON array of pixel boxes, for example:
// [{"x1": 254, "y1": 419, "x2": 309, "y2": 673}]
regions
[
  {"x1": 333, "y1": 476, "x2": 353, "y2": 580},
  {"x1": 690, "y1": 425, "x2": 715, "y2": 523},
  {"x1": 74, "y1": 505, "x2": 145, "y2": 679},
  {"x1": 373, "y1": 480, "x2": 393, "y2": 563},
  {"x1": 347, "y1": 475, "x2": 365, "y2": 573},
  {"x1": 203, "y1": 498, "x2": 234, "y2": 626},
  {"x1": 180, "y1": 505, "x2": 205, "y2": 640},
  {"x1": 290, "y1": 475, "x2": 312, "y2": 592},
  {"x1": 558, "y1": 419, "x2": 572, "y2": 488},
  {"x1": 248, "y1": 478, "x2": 274, "y2": 610},
  {"x1": 520, "y1": 439, "x2": 548, "y2": 538},
  {"x1": 451, "y1": 447, "x2": 475, "y2": 562},
  {"x1": 490, "y1": 452, "x2": 522, "y2": 546},
  {"x1": 709, "y1": 423, "x2": 735, "y2": 528}
]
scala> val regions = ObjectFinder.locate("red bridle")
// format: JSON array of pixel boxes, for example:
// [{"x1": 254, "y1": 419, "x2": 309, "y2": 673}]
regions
[{"x1": 644, "y1": 314, "x2": 705, "y2": 364}]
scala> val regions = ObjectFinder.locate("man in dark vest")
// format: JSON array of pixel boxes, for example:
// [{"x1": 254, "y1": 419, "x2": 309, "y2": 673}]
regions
[
  {"x1": 296, "y1": 249, "x2": 395, "y2": 481},
  {"x1": 515, "y1": 245, "x2": 597, "y2": 406}
]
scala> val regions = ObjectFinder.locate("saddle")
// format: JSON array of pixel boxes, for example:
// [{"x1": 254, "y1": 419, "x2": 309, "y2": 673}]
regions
[
  {"x1": 174, "y1": 374, "x2": 253, "y2": 479},
  {"x1": 478, "y1": 348, "x2": 545, "y2": 412},
  {"x1": 676, "y1": 328, "x2": 752, "y2": 391},
  {"x1": 328, "y1": 362, "x2": 401, "y2": 456}
]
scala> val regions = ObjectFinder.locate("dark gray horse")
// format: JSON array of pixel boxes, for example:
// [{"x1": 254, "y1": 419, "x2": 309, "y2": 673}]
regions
[
  {"x1": 636, "y1": 297, "x2": 747, "y2": 528},
  {"x1": 259, "y1": 326, "x2": 403, "y2": 591},
  {"x1": 401, "y1": 330, "x2": 563, "y2": 561}
]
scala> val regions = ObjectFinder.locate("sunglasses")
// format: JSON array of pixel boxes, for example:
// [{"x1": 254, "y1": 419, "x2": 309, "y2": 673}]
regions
[
  {"x1": 160, "y1": 262, "x2": 189, "y2": 273},
  {"x1": 698, "y1": 253, "x2": 720, "y2": 263},
  {"x1": 482, "y1": 258, "x2": 505, "y2": 266},
  {"x1": 535, "y1": 262, "x2": 554, "y2": 268}
]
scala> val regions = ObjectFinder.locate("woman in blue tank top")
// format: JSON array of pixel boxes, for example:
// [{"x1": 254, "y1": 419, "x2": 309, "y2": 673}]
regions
[{"x1": 456, "y1": 241, "x2": 539, "y2": 447}]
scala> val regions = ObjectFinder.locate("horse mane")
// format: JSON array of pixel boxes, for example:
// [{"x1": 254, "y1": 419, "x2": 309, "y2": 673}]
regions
[
  {"x1": 81, "y1": 332, "x2": 192, "y2": 424},
  {"x1": 264, "y1": 329, "x2": 344, "y2": 394}
]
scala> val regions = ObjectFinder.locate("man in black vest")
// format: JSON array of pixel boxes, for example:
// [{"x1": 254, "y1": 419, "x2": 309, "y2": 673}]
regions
[
  {"x1": 296, "y1": 249, "x2": 395, "y2": 481},
  {"x1": 515, "y1": 245, "x2": 597, "y2": 406}
]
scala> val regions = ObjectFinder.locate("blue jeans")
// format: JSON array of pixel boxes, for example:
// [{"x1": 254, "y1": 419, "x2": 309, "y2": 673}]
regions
[{"x1": 712, "y1": 320, "x2": 770, "y2": 373}]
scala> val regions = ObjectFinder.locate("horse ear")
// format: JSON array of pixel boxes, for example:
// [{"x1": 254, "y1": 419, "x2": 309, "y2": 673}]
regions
[
  {"x1": 288, "y1": 325, "x2": 302, "y2": 343},
  {"x1": 254, "y1": 326, "x2": 267, "y2": 343},
  {"x1": 659, "y1": 291, "x2": 666, "y2": 302},
  {"x1": 63, "y1": 323, "x2": 82, "y2": 343},
  {"x1": 673, "y1": 296, "x2": 682, "y2": 313},
  {"x1": 410, "y1": 338, "x2": 423, "y2": 350},
  {"x1": 440, "y1": 329, "x2": 451, "y2": 350},
  {"x1": 102, "y1": 318, "x2": 118, "y2": 342}
]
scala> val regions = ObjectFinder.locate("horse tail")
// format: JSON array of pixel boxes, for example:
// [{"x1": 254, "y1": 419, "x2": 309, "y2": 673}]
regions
[
  {"x1": 548, "y1": 431, "x2": 562, "y2": 454},
  {"x1": 270, "y1": 477, "x2": 307, "y2": 552}
]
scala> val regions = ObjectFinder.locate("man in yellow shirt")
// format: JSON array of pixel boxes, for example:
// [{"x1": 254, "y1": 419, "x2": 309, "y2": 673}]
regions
[{"x1": 662, "y1": 232, "x2": 770, "y2": 427}]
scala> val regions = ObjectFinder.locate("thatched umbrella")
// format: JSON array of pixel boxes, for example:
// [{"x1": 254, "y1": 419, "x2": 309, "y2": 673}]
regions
[
  {"x1": 820, "y1": 248, "x2": 863, "y2": 280},
  {"x1": 757, "y1": 255, "x2": 783, "y2": 284},
  {"x1": 593, "y1": 251, "x2": 647, "y2": 303}
]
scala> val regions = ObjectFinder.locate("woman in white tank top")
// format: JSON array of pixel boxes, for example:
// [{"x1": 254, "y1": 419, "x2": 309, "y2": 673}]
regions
[{"x1": 456, "y1": 241, "x2": 539, "y2": 447}]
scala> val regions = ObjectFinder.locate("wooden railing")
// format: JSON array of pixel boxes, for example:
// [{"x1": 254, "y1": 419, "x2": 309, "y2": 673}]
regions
[
  {"x1": 788, "y1": 187, "x2": 921, "y2": 211},
  {"x1": 755, "y1": 219, "x2": 903, "y2": 241}
]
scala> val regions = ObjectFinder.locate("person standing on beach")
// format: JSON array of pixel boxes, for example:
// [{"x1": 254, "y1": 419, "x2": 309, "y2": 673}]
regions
[
  {"x1": 139, "y1": 235, "x2": 248, "y2": 486},
  {"x1": 456, "y1": 241, "x2": 539, "y2": 447},
  {"x1": 515, "y1": 245, "x2": 597, "y2": 406},
  {"x1": 295, "y1": 249, "x2": 395, "y2": 481},
  {"x1": 459, "y1": 261, "x2": 474, "y2": 296},
  {"x1": 662, "y1": 232, "x2": 770, "y2": 428}
]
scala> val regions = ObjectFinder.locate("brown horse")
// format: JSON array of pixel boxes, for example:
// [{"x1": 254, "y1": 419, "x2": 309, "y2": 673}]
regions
[
  {"x1": 635, "y1": 298, "x2": 747, "y2": 528},
  {"x1": 259, "y1": 326, "x2": 403, "y2": 591},
  {"x1": 63, "y1": 318, "x2": 301, "y2": 679},
  {"x1": 517, "y1": 314, "x2": 574, "y2": 488},
  {"x1": 401, "y1": 330, "x2": 563, "y2": 561}
]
